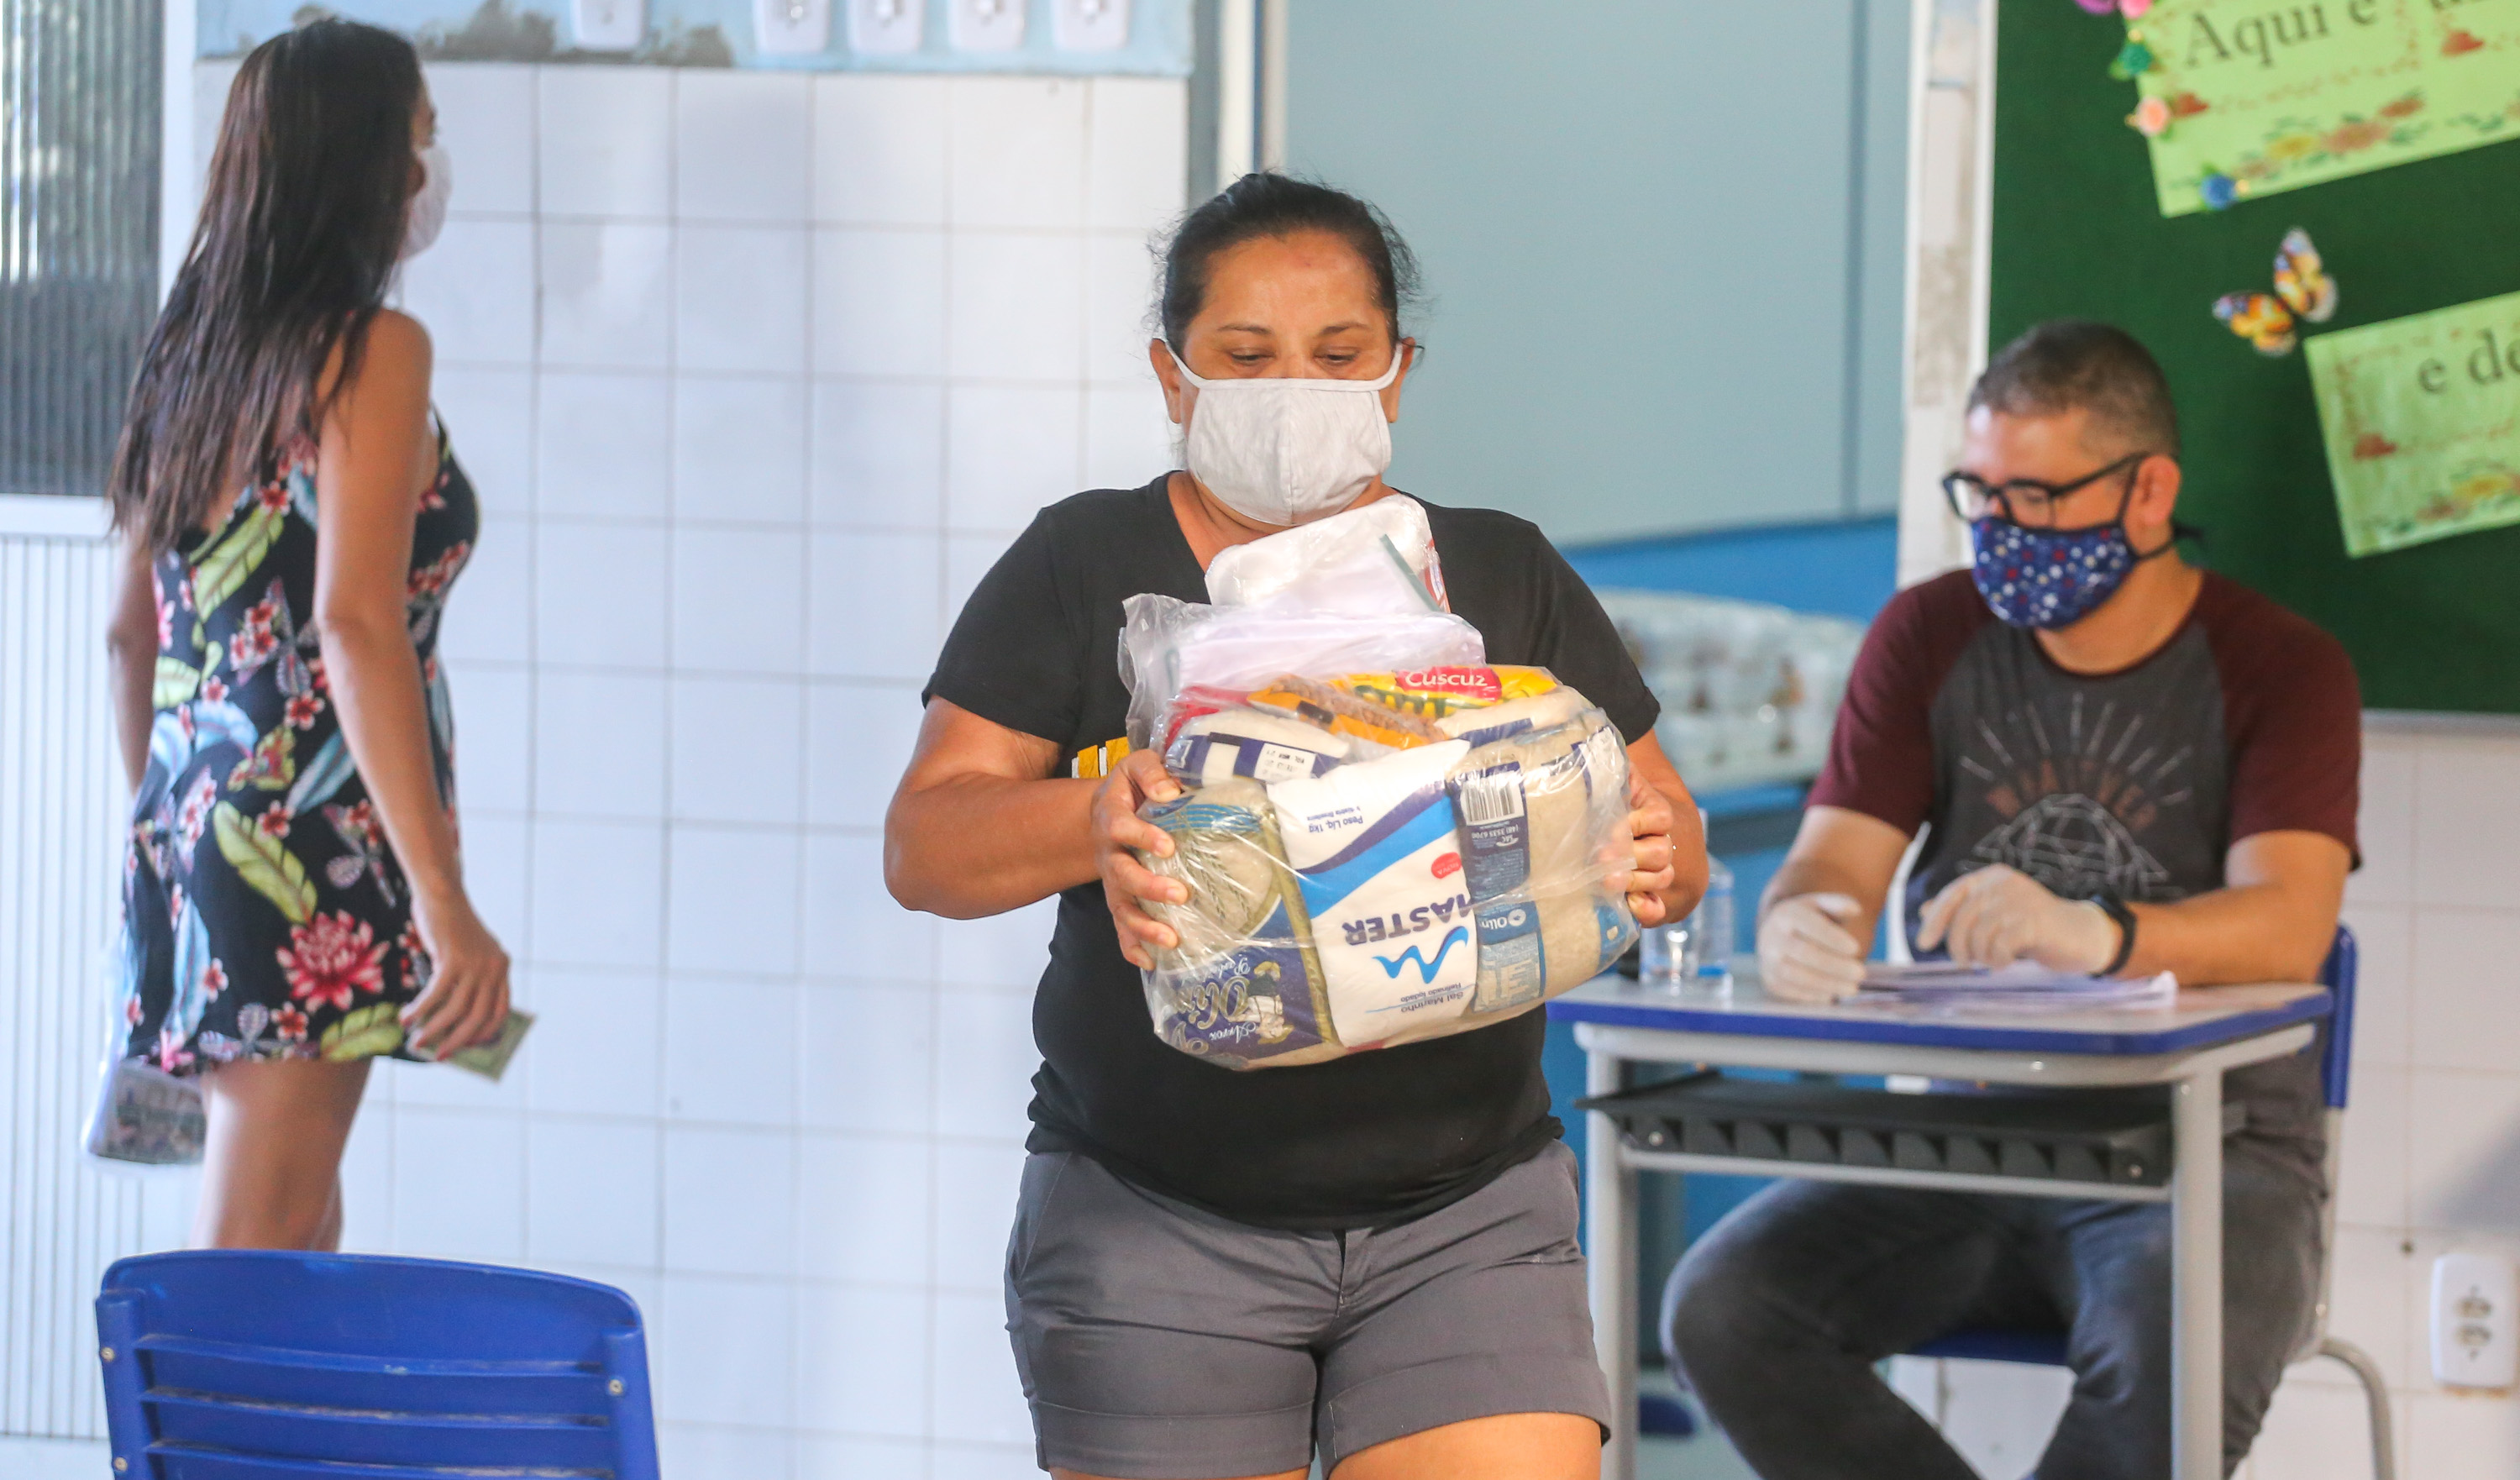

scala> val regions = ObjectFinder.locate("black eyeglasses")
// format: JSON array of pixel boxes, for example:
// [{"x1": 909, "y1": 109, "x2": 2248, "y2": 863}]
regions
[{"x1": 1942, "y1": 451, "x2": 2153, "y2": 529}]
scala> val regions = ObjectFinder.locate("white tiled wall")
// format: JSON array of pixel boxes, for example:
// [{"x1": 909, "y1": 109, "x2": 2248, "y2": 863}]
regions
[
  {"x1": 2242, "y1": 720, "x2": 2520, "y2": 1480},
  {"x1": 186, "y1": 57, "x2": 1185, "y2": 1479},
  {"x1": 1908, "y1": 720, "x2": 2520, "y2": 1479}
]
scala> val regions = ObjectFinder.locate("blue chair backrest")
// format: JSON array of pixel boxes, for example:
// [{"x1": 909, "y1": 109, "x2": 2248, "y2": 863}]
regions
[
  {"x1": 97, "y1": 1251, "x2": 659, "y2": 1480},
  {"x1": 2319, "y1": 923, "x2": 2357, "y2": 1112}
]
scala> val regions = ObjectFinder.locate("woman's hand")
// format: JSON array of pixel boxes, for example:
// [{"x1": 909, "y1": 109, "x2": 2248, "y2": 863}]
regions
[
  {"x1": 402, "y1": 889, "x2": 511, "y2": 1053},
  {"x1": 1625, "y1": 769, "x2": 1683, "y2": 926},
  {"x1": 1093, "y1": 749, "x2": 1189, "y2": 970}
]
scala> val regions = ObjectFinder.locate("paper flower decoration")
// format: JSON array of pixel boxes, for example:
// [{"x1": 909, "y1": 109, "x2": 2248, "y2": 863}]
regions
[
  {"x1": 2108, "y1": 39, "x2": 2155, "y2": 79},
  {"x1": 2128, "y1": 96, "x2": 2172, "y2": 137},
  {"x1": 2071, "y1": 0, "x2": 2113, "y2": 12},
  {"x1": 2199, "y1": 172, "x2": 2239, "y2": 210},
  {"x1": 2072, "y1": 0, "x2": 2150, "y2": 13},
  {"x1": 2120, "y1": 0, "x2": 2152, "y2": 14}
]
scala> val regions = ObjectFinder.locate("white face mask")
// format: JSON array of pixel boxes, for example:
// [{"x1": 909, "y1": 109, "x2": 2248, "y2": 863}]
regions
[
  {"x1": 1170, "y1": 343, "x2": 1408, "y2": 527},
  {"x1": 401, "y1": 142, "x2": 452, "y2": 261}
]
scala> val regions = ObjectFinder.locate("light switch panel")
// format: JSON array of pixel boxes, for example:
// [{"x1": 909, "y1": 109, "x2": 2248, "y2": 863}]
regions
[
  {"x1": 572, "y1": 0, "x2": 644, "y2": 50},
  {"x1": 754, "y1": 0, "x2": 832, "y2": 55},
  {"x1": 2432, "y1": 1251, "x2": 2517, "y2": 1389},
  {"x1": 949, "y1": 0, "x2": 1026, "y2": 52},
  {"x1": 846, "y1": 0, "x2": 922, "y2": 55},
  {"x1": 1053, "y1": 0, "x2": 1131, "y2": 51}
]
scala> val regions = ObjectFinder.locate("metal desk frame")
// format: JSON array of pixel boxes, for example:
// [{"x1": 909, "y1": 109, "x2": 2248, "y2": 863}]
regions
[{"x1": 1559, "y1": 978, "x2": 2329, "y2": 1480}]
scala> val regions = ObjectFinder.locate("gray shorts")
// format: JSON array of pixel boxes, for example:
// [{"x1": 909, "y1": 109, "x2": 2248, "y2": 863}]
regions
[{"x1": 1003, "y1": 1141, "x2": 1612, "y2": 1477}]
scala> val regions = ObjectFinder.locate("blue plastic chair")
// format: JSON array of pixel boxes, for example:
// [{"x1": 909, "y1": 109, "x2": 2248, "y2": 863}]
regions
[
  {"x1": 1906, "y1": 926, "x2": 2392, "y2": 1478},
  {"x1": 96, "y1": 1251, "x2": 659, "y2": 1479}
]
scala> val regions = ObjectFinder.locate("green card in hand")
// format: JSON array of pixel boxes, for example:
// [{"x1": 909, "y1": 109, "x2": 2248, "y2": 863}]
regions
[{"x1": 412, "y1": 1010, "x2": 533, "y2": 1082}]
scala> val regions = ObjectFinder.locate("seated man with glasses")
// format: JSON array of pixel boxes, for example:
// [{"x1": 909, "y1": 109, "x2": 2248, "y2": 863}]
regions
[{"x1": 1662, "y1": 321, "x2": 2359, "y2": 1479}]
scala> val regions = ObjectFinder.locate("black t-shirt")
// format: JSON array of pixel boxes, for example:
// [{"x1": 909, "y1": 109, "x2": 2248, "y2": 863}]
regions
[{"x1": 924, "y1": 475, "x2": 1661, "y2": 1230}]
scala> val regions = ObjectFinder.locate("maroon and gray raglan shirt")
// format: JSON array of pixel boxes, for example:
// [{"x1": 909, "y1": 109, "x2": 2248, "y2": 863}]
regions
[{"x1": 1810, "y1": 569, "x2": 2361, "y2": 1170}]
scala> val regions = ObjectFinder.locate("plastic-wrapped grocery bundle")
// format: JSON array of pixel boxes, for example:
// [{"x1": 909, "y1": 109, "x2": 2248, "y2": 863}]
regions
[
  {"x1": 1116, "y1": 501, "x2": 1641, "y2": 1069},
  {"x1": 1132, "y1": 666, "x2": 1639, "y2": 1070}
]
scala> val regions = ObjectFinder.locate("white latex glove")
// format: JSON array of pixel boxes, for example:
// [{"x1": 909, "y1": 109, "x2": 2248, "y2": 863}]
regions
[
  {"x1": 1914, "y1": 864, "x2": 2119, "y2": 974},
  {"x1": 1758, "y1": 893, "x2": 1866, "y2": 1003}
]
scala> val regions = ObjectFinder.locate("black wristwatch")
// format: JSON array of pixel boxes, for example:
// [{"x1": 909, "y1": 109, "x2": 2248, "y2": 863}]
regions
[{"x1": 2086, "y1": 892, "x2": 2139, "y2": 976}]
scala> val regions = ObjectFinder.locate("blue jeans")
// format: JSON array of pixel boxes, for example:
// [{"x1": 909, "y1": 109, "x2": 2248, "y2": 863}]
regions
[{"x1": 1662, "y1": 1139, "x2": 2321, "y2": 1480}]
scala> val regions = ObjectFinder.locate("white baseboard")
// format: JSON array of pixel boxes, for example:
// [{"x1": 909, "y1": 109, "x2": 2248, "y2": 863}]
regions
[{"x1": 0, "y1": 1435, "x2": 111, "y2": 1477}]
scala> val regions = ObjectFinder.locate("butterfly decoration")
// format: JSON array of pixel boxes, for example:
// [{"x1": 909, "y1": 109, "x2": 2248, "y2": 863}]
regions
[{"x1": 2213, "y1": 228, "x2": 2338, "y2": 356}]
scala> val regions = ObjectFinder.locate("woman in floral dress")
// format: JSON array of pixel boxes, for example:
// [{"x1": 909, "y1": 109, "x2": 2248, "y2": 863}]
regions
[{"x1": 102, "y1": 19, "x2": 509, "y2": 1249}]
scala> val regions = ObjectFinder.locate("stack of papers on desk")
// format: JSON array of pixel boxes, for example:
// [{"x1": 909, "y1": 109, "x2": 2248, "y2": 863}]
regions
[{"x1": 1851, "y1": 962, "x2": 2177, "y2": 1014}]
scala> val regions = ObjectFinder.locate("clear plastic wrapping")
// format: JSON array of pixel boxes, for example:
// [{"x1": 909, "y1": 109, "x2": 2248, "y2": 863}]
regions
[
  {"x1": 1133, "y1": 669, "x2": 1640, "y2": 1070},
  {"x1": 1115, "y1": 495, "x2": 1483, "y2": 753},
  {"x1": 1117, "y1": 595, "x2": 1485, "y2": 753}
]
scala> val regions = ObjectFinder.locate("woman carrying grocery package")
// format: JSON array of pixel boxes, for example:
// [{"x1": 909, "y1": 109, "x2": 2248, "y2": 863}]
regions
[{"x1": 886, "y1": 173, "x2": 1706, "y2": 1480}]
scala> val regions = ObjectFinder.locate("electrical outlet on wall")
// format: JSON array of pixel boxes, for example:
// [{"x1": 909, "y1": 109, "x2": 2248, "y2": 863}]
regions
[
  {"x1": 846, "y1": 0, "x2": 921, "y2": 55},
  {"x1": 754, "y1": 0, "x2": 832, "y2": 55},
  {"x1": 2432, "y1": 1251, "x2": 2517, "y2": 1388},
  {"x1": 1053, "y1": 0, "x2": 1131, "y2": 51},
  {"x1": 949, "y1": 0, "x2": 1026, "y2": 52},
  {"x1": 571, "y1": 0, "x2": 644, "y2": 50}
]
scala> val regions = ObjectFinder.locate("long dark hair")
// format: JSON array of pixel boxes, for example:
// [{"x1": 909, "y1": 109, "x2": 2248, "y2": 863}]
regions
[
  {"x1": 109, "y1": 19, "x2": 422, "y2": 553},
  {"x1": 1156, "y1": 172, "x2": 1421, "y2": 350}
]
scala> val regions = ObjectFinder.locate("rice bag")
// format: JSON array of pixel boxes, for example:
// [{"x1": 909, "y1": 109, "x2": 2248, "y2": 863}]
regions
[{"x1": 1447, "y1": 711, "x2": 1641, "y2": 1018}]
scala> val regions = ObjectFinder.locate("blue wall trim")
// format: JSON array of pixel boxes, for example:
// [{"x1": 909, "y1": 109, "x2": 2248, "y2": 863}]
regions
[{"x1": 1561, "y1": 512, "x2": 1900, "y2": 627}]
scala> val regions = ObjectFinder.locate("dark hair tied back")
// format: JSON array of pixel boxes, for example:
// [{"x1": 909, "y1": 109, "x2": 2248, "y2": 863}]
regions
[
  {"x1": 1156, "y1": 172, "x2": 1420, "y2": 351},
  {"x1": 109, "y1": 18, "x2": 423, "y2": 552}
]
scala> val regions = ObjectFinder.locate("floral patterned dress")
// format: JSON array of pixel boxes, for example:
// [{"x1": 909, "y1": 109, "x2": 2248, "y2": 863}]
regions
[{"x1": 115, "y1": 422, "x2": 476, "y2": 1073}]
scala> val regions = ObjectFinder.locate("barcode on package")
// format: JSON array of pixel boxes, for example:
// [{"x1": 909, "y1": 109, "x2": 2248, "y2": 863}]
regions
[{"x1": 1454, "y1": 770, "x2": 1526, "y2": 826}]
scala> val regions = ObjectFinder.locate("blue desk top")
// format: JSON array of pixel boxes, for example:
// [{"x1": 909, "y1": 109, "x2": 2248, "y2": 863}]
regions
[{"x1": 1548, "y1": 972, "x2": 2333, "y2": 1057}]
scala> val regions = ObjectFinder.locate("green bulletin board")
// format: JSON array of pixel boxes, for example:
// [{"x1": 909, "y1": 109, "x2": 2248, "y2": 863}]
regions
[{"x1": 1992, "y1": 3, "x2": 2520, "y2": 713}]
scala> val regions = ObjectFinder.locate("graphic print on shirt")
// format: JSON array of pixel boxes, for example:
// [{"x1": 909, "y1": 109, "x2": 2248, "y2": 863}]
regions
[
  {"x1": 1912, "y1": 622, "x2": 2232, "y2": 932},
  {"x1": 1955, "y1": 691, "x2": 2182, "y2": 901}
]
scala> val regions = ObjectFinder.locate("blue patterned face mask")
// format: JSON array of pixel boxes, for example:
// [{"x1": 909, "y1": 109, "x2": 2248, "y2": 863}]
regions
[{"x1": 1968, "y1": 517, "x2": 2139, "y2": 629}]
